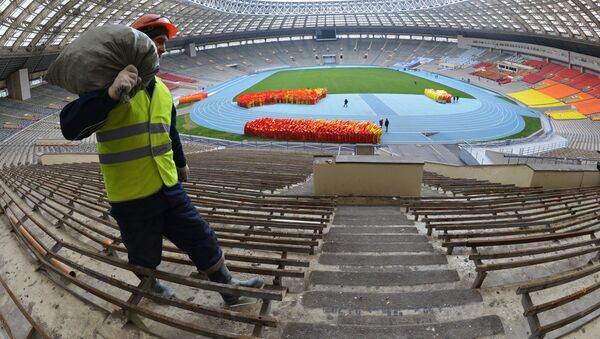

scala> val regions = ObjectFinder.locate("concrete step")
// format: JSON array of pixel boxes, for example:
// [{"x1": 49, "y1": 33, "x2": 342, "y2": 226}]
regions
[
  {"x1": 319, "y1": 253, "x2": 447, "y2": 266},
  {"x1": 281, "y1": 315, "x2": 505, "y2": 339},
  {"x1": 333, "y1": 206, "x2": 413, "y2": 225},
  {"x1": 302, "y1": 289, "x2": 482, "y2": 311},
  {"x1": 309, "y1": 270, "x2": 459, "y2": 287},
  {"x1": 337, "y1": 314, "x2": 437, "y2": 326},
  {"x1": 322, "y1": 242, "x2": 433, "y2": 253},
  {"x1": 326, "y1": 234, "x2": 428, "y2": 243},
  {"x1": 333, "y1": 215, "x2": 414, "y2": 226},
  {"x1": 328, "y1": 226, "x2": 418, "y2": 234}
]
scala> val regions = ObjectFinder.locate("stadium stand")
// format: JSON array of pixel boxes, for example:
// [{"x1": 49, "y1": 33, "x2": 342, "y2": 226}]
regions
[
  {"x1": 440, "y1": 47, "x2": 485, "y2": 67},
  {"x1": 535, "y1": 148, "x2": 600, "y2": 161},
  {"x1": 522, "y1": 72, "x2": 547, "y2": 85},
  {"x1": 550, "y1": 68, "x2": 582, "y2": 82},
  {"x1": 570, "y1": 75, "x2": 600, "y2": 90},
  {"x1": 471, "y1": 62, "x2": 492, "y2": 69},
  {"x1": 573, "y1": 99, "x2": 600, "y2": 115},
  {"x1": 538, "y1": 82, "x2": 580, "y2": 99},
  {"x1": 507, "y1": 89, "x2": 564, "y2": 107},
  {"x1": 545, "y1": 110, "x2": 588, "y2": 120},
  {"x1": 567, "y1": 73, "x2": 596, "y2": 86},
  {"x1": 522, "y1": 63, "x2": 565, "y2": 84},
  {"x1": 551, "y1": 119, "x2": 600, "y2": 150},
  {"x1": 0, "y1": 148, "x2": 336, "y2": 338},
  {"x1": 589, "y1": 86, "x2": 600, "y2": 97},
  {"x1": 525, "y1": 60, "x2": 547, "y2": 69},
  {"x1": 406, "y1": 172, "x2": 600, "y2": 339},
  {"x1": 563, "y1": 92, "x2": 595, "y2": 104}
]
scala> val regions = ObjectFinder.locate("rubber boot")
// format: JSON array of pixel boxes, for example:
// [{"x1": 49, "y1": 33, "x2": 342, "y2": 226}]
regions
[
  {"x1": 207, "y1": 262, "x2": 264, "y2": 305},
  {"x1": 149, "y1": 278, "x2": 176, "y2": 298}
]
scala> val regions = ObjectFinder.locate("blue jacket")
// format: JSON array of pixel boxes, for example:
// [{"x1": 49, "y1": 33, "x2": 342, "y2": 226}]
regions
[{"x1": 59, "y1": 78, "x2": 188, "y2": 220}]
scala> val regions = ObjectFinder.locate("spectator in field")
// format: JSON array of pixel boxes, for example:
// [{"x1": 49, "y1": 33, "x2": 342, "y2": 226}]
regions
[
  {"x1": 344, "y1": 98, "x2": 348, "y2": 107},
  {"x1": 384, "y1": 118, "x2": 389, "y2": 132},
  {"x1": 379, "y1": 119, "x2": 383, "y2": 129}
]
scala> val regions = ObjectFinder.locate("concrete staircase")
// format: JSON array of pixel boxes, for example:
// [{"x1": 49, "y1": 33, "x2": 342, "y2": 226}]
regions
[{"x1": 281, "y1": 206, "x2": 505, "y2": 339}]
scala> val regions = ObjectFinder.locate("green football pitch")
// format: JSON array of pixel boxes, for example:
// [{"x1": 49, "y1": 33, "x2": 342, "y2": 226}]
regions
[{"x1": 237, "y1": 67, "x2": 474, "y2": 99}]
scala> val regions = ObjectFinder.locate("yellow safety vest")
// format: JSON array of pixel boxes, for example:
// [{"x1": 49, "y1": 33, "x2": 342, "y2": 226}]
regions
[{"x1": 97, "y1": 77, "x2": 178, "y2": 202}]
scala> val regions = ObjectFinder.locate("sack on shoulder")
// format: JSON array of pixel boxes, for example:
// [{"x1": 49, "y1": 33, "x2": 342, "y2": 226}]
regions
[{"x1": 46, "y1": 24, "x2": 159, "y2": 102}]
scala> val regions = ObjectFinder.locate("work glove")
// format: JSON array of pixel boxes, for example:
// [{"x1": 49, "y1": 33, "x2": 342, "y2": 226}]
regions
[
  {"x1": 177, "y1": 165, "x2": 190, "y2": 182},
  {"x1": 108, "y1": 65, "x2": 142, "y2": 102}
]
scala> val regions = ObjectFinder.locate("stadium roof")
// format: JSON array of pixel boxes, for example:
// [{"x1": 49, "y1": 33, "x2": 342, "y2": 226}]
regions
[{"x1": 0, "y1": 0, "x2": 598, "y2": 60}]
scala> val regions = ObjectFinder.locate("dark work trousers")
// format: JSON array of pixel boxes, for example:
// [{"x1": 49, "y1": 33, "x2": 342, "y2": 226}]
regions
[{"x1": 111, "y1": 186, "x2": 223, "y2": 274}]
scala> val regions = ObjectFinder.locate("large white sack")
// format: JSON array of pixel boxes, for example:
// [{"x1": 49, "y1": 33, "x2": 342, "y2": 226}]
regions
[{"x1": 46, "y1": 24, "x2": 159, "y2": 102}]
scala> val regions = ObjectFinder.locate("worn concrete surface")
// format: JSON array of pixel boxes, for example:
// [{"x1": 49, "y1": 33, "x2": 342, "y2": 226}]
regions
[{"x1": 278, "y1": 205, "x2": 507, "y2": 339}]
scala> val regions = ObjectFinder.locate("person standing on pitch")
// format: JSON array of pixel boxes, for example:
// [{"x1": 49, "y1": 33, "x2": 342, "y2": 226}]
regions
[
  {"x1": 344, "y1": 98, "x2": 348, "y2": 107},
  {"x1": 59, "y1": 14, "x2": 263, "y2": 305},
  {"x1": 384, "y1": 118, "x2": 389, "y2": 132}
]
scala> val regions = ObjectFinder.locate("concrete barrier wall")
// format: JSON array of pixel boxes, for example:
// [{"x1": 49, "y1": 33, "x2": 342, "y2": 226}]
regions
[
  {"x1": 529, "y1": 171, "x2": 583, "y2": 189},
  {"x1": 425, "y1": 162, "x2": 600, "y2": 189},
  {"x1": 39, "y1": 153, "x2": 98, "y2": 165},
  {"x1": 314, "y1": 156, "x2": 423, "y2": 196},
  {"x1": 581, "y1": 171, "x2": 600, "y2": 187},
  {"x1": 424, "y1": 162, "x2": 534, "y2": 187}
]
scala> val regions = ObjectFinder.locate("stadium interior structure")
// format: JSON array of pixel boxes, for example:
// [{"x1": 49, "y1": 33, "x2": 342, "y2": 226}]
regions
[{"x1": 1, "y1": 0, "x2": 600, "y2": 338}]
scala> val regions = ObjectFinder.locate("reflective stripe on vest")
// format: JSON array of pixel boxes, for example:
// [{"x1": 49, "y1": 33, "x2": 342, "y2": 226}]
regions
[
  {"x1": 96, "y1": 77, "x2": 178, "y2": 202},
  {"x1": 98, "y1": 143, "x2": 172, "y2": 164},
  {"x1": 96, "y1": 122, "x2": 170, "y2": 143}
]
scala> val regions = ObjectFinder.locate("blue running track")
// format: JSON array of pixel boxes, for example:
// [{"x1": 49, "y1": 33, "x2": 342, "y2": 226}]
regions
[{"x1": 190, "y1": 66, "x2": 539, "y2": 144}]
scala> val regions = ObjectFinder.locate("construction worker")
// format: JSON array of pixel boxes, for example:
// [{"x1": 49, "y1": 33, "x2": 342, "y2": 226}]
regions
[{"x1": 59, "y1": 14, "x2": 263, "y2": 304}]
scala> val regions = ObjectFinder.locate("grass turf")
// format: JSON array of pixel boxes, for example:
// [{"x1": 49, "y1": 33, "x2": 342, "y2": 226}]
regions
[
  {"x1": 236, "y1": 68, "x2": 474, "y2": 100},
  {"x1": 176, "y1": 113, "x2": 269, "y2": 141},
  {"x1": 497, "y1": 116, "x2": 542, "y2": 140}
]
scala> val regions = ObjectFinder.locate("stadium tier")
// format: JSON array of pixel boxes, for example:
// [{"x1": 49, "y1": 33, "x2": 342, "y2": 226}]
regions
[
  {"x1": 507, "y1": 89, "x2": 564, "y2": 108},
  {"x1": 563, "y1": 92, "x2": 595, "y2": 104},
  {"x1": 566, "y1": 73, "x2": 596, "y2": 85},
  {"x1": 538, "y1": 82, "x2": 580, "y2": 99},
  {"x1": 570, "y1": 75, "x2": 600, "y2": 90},
  {"x1": 573, "y1": 99, "x2": 600, "y2": 115},
  {"x1": 544, "y1": 109, "x2": 588, "y2": 120},
  {"x1": 524, "y1": 60, "x2": 547, "y2": 69},
  {"x1": 551, "y1": 68, "x2": 582, "y2": 82},
  {"x1": 589, "y1": 86, "x2": 600, "y2": 97},
  {"x1": 157, "y1": 72, "x2": 198, "y2": 83}
]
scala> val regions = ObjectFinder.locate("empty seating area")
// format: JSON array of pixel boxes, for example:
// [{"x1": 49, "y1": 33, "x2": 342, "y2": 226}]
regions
[
  {"x1": 156, "y1": 38, "x2": 461, "y2": 87},
  {"x1": 570, "y1": 75, "x2": 600, "y2": 90},
  {"x1": 403, "y1": 172, "x2": 600, "y2": 338},
  {"x1": 551, "y1": 68, "x2": 582, "y2": 82},
  {"x1": 538, "y1": 81, "x2": 580, "y2": 99},
  {"x1": 551, "y1": 119, "x2": 600, "y2": 151},
  {"x1": 544, "y1": 109, "x2": 587, "y2": 120},
  {"x1": 0, "y1": 84, "x2": 71, "y2": 141},
  {"x1": 0, "y1": 147, "x2": 335, "y2": 338},
  {"x1": 525, "y1": 60, "x2": 547, "y2": 69},
  {"x1": 157, "y1": 72, "x2": 197, "y2": 83},
  {"x1": 440, "y1": 48, "x2": 485, "y2": 67},
  {"x1": 573, "y1": 99, "x2": 600, "y2": 115},
  {"x1": 507, "y1": 89, "x2": 563, "y2": 108},
  {"x1": 535, "y1": 147, "x2": 600, "y2": 161}
]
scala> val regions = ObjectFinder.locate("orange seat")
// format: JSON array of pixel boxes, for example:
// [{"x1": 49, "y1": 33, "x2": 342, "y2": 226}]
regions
[
  {"x1": 573, "y1": 99, "x2": 600, "y2": 115},
  {"x1": 538, "y1": 83, "x2": 580, "y2": 99}
]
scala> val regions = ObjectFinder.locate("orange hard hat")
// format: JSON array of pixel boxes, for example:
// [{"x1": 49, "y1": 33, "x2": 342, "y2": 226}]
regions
[{"x1": 131, "y1": 14, "x2": 177, "y2": 38}]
